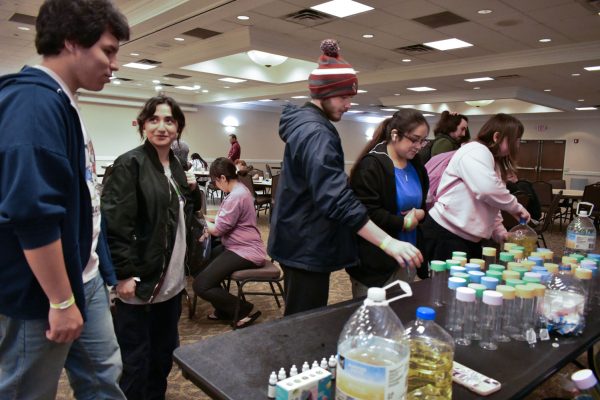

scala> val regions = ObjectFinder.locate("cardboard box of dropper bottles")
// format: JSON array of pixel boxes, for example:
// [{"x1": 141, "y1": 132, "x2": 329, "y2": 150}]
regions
[{"x1": 275, "y1": 367, "x2": 332, "y2": 400}]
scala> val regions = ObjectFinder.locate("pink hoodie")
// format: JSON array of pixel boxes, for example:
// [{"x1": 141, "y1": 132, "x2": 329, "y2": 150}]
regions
[{"x1": 429, "y1": 141, "x2": 525, "y2": 243}]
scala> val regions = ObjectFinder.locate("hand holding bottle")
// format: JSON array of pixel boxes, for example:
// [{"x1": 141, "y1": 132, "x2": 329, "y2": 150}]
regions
[{"x1": 381, "y1": 236, "x2": 423, "y2": 269}]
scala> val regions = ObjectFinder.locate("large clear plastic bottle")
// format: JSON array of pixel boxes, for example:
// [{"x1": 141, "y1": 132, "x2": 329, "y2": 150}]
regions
[
  {"x1": 406, "y1": 307, "x2": 454, "y2": 399},
  {"x1": 543, "y1": 265, "x2": 586, "y2": 336},
  {"x1": 336, "y1": 287, "x2": 410, "y2": 400},
  {"x1": 507, "y1": 218, "x2": 538, "y2": 257},
  {"x1": 566, "y1": 203, "x2": 597, "y2": 256}
]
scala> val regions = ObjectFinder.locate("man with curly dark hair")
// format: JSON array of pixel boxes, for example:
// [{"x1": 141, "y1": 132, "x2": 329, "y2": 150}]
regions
[{"x1": 0, "y1": 0, "x2": 129, "y2": 398}]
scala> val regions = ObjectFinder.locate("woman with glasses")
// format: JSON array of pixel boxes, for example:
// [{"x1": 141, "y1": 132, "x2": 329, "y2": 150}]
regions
[
  {"x1": 348, "y1": 109, "x2": 430, "y2": 297},
  {"x1": 421, "y1": 113, "x2": 530, "y2": 264}
]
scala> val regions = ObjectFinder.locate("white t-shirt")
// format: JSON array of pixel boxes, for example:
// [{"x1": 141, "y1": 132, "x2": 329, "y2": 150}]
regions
[{"x1": 34, "y1": 66, "x2": 100, "y2": 284}]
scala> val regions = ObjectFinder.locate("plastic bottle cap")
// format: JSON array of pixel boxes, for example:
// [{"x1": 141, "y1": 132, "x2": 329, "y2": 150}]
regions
[
  {"x1": 482, "y1": 290, "x2": 503, "y2": 306},
  {"x1": 489, "y1": 264, "x2": 506, "y2": 272},
  {"x1": 450, "y1": 266, "x2": 466, "y2": 275},
  {"x1": 587, "y1": 254, "x2": 600, "y2": 261},
  {"x1": 506, "y1": 278, "x2": 524, "y2": 287},
  {"x1": 562, "y1": 256, "x2": 577, "y2": 265},
  {"x1": 503, "y1": 270, "x2": 520, "y2": 280},
  {"x1": 581, "y1": 259, "x2": 597, "y2": 268},
  {"x1": 579, "y1": 210, "x2": 589, "y2": 217},
  {"x1": 470, "y1": 258, "x2": 486, "y2": 268},
  {"x1": 569, "y1": 253, "x2": 585, "y2": 262},
  {"x1": 452, "y1": 251, "x2": 467, "y2": 258},
  {"x1": 524, "y1": 272, "x2": 542, "y2": 279},
  {"x1": 532, "y1": 266, "x2": 548, "y2": 273},
  {"x1": 507, "y1": 262, "x2": 522, "y2": 270},
  {"x1": 544, "y1": 263, "x2": 559, "y2": 273},
  {"x1": 448, "y1": 277, "x2": 467, "y2": 289},
  {"x1": 575, "y1": 268, "x2": 593, "y2": 280},
  {"x1": 495, "y1": 285, "x2": 516, "y2": 300},
  {"x1": 572, "y1": 369, "x2": 598, "y2": 390},
  {"x1": 486, "y1": 270, "x2": 503, "y2": 279},
  {"x1": 559, "y1": 264, "x2": 572, "y2": 272},
  {"x1": 528, "y1": 256, "x2": 544, "y2": 266},
  {"x1": 446, "y1": 259, "x2": 461, "y2": 267},
  {"x1": 515, "y1": 285, "x2": 535, "y2": 299},
  {"x1": 453, "y1": 272, "x2": 470, "y2": 281},
  {"x1": 481, "y1": 276, "x2": 499, "y2": 289},
  {"x1": 430, "y1": 261, "x2": 447, "y2": 272},
  {"x1": 526, "y1": 283, "x2": 546, "y2": 297},
  {"x1": 482, "y1": 247, "x2": 497, "y2": 257},
  {"x1": 453, "y1": 256, "x2": 467, "y2": 266},
  {"x1": 521, "y1": 261, "x2": 535, "y2": 270},
  {"x1": 504, "y1": 242, "x2": 516, "y2": 251},
  {"x1": 456, "y1": 287, "x2": 476, "y2": 302},
  {"x1": 367, "y1": 287, "x2": 386, "y2": 302},
  {"x1": 513, "y1": 245, "x2": 526, "y2": 251},
  {"x1": 499, "y1": 252, "x2": 515, "y2": 262},
  {"x1": 468, "y1": 271, "x2": 485, "y2": 279},
  {"x1": 468, "y1": 283, "x2": 486, "y2": 297},
  {"x1": 465, "y1": 263, "x2": 481, "y2": 272},
  {"x1": 523, "y1": 276, "x2": 541, "y2": 284},
  {"x1": 416, "y1": 306, "x2": 436, "y2": 320},
  {"x1": 509, "y1": 249, "x2": 524, "y2": 258}
]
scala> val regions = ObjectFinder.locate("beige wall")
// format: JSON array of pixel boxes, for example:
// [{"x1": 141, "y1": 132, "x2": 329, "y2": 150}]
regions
[{"x1": 81, "y1": 101, "x2": 599, "y2": 186}]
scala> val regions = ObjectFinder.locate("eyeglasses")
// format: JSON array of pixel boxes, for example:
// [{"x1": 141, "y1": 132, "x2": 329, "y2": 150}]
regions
[{"x1": 403, "y1": 135, "x2": 429, "y2": 147}]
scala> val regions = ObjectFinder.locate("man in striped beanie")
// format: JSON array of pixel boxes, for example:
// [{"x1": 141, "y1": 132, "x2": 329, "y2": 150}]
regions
[{"x1": 268, "y1": 39, "x2": 423, "y2": 316}]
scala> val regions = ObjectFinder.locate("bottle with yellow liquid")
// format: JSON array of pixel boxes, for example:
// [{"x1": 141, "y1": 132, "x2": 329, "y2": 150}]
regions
[
  {"x1": 336, "y1": 285, "x2": 410, "y2": 400},
  {"x1": 506, "y1": 218, "x2": 537, "y2": 257},
  {"x1": 406, "y1": 307, "x2": 454, "y2": 399}
]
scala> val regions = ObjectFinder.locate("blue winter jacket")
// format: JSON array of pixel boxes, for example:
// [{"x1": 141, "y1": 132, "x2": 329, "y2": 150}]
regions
[
  {"x1": 267, "y1": 103, "x2": 369, "y2": 272},
  {"x1": 0, "y1": 66, "x2": 115, "y2": 320}
]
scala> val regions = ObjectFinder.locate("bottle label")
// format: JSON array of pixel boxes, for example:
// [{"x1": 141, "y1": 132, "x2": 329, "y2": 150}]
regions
[
  {"x1": 336, "y1": 352, "x2": 407, "y2": 400},
  {"x1": 566, "y1": 232, "x2": 595, "y2": 251}
]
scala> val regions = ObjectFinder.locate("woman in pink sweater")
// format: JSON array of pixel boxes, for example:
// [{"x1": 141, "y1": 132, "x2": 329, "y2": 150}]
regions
[
  {"x1": 192, "y1": 157, "x2": 265, "y2": 328},
  {"x1": 421, "y1": 113, "x2": 530, "y2": 262}
]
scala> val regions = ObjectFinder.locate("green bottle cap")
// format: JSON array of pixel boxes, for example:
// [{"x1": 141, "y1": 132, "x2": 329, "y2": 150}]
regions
[
  {"x1": 430, "y1": 261, "x2": 446, "y2": 272},
  {"x1": 569, "y1": 253, "x2": 585, "y2": 263},
  {"x1": 499, "y1": 252, "x2": 515, "y2": 262},
  {"x1": 513, "y1": 266, "x2": 529, "y2": 278},
  {"x1": 506, "y1": 278, "x2": 524, "y2": 287},
  {"x1": 452, "y1": 251, "x2": 467, "y2": 258},
  {"x1": 482, "y1": 247, "x2": 497, "y2": 257},
  {"x1": 507, "y1": 262, "x2": 522, "y2": 271},
  {"x1": 486, "y1": 270, "x2": 503, "y2": 280},
  {"x1": 489, "y1": 264, "x2": 506, "y2": 272},
  {"x1": 468, "y1": 283, "x2": 486, "y2": 298},
  {"x1": 446, "y1": 259, "x2": 461, "y2": 270},
  {"x1": 453, "y1": 272, "x2": 470, "y2": 282}
]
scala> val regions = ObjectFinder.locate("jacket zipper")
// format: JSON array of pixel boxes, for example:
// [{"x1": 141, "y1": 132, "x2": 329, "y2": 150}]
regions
[{"x1": 148, "y1": 174, "x2": 173, "y2": 303}]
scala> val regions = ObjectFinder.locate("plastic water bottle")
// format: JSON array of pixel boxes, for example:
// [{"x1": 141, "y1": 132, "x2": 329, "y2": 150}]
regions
[
  {"x1": 406, "y1": 307, "x2": 454, "y2": 399},
  {"x1": 571, "y1": 369, "x2": 600, "y2": 399},
  {"x1": 566, "y1": 202, "x2": 597, "y2": 256},
  {"x1": 507, "y1": 218, "x2": 538, "y2": 257},
  {"x1": 336, "y1": 286, "x2": 410, "y2": 400},
  {"x1": 429, "y1": 261, "x2": 447, "y2": 307},
  {"x1": 453, "y1": 287, "x2": 476, "y2": 346},
  {"x1": 544, "y1": 265, "x2": 586, "y2": 336},
  {"x1": 479, "y1": 290, "x2": 503, "y2": 350}
]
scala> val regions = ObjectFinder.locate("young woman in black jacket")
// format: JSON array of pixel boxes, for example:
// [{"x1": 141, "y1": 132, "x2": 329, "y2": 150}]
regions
[{"x1": 349, "y1": 109, "x2": 430, "y2": 297}]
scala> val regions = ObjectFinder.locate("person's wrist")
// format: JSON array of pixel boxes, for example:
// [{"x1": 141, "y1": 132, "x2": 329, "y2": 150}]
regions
[
  {"x1": 379, "y1": 235, "x2": 393, "y2": 251},
  {"x1": 49, "y1": 293, "x2": 75, "y2": 310},
  {"x1": 404, "y1": 215, "x2": 414, "y2": 231}
]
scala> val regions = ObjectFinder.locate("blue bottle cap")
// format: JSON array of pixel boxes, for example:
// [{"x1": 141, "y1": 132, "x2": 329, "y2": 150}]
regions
[
  {"x1": 559, "y1": 264, "x2": 572, "y2": 271},
  {"x1": 416, "y1": 306, "x2": 435, "y2": 320},
  {"x1": 448, "y1": 277, "x2": 467, "y2": 289},
  {"x1": 538, "y1": 271, "x2": 551, "y2": 283},
  {"x1": 528, "y1": 256, "x2": 544, "y2": 266},
  {"x1": 465, "y1": 263, "x2": 481, "y2": 272},
  {"x1": 531, "y1": 266, "x2": 548, "y2": 273},
  {"x1": 587, "y1": 253, "x2": 600, "y2": 261},
  {"x1": 481, "y1": 276, "x2": 499, "y2": 290},
  {"x1": 467, "y1": 270, "x2": 485, "y2": 283},
  {"x1": 450, "y1": 266, "x2": 466, "y2": 276},
  {"x1": 582, "y1": 263, "x2": 599, "y2": 277},
  {"x1": 519, "y1": 217, "x2": 526, "y2": 224}
]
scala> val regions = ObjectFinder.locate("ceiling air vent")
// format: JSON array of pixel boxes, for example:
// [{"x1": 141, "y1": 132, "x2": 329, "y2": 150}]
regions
[
  {"x1": 183, "y1": 28, "x2": 221, "y2": 39},
  {"x1": 135, "y1": 59, "x2": 162, "y2": 67},
  {"x1": 163, "y1": 73, "x2": 192, "y2": 79},
  {"x1": 115, "y1": 77, "x2": 133, "y2": 81},
  {"x1": 394, "y1": 44, "x2": 435, "y2": 54},
  {"x1": 413, "y1": 11, "x2": 468, "y2": 28},
  {"x1": 494, "y1": 74, "x2": 521, "y2": 80},
  {"x1": 283, "y1": 9, "x2": 335, "y2": 27},
  {"x1": 9, "y1": 13, "x2": 37, "y2": 25}
]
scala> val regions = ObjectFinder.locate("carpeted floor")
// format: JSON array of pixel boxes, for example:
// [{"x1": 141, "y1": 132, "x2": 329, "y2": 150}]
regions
[{"x1": 56, "y1": 207, "x2": 599, "y2": 399}]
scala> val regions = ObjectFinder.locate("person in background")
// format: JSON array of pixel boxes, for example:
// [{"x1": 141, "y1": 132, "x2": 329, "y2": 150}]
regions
[
  {"x1": 101, "y1": 95, "x2": 202, "y2": 400},
  {"x1": 190, "y1": 152, "x2": 208, "y2": 170},
  {"x1": 349, "y1": 109, "x2": 430, "y2": 297},
  {"x1": 268, "y1": 39, "x2": 422, "y2": 316},
  {"x1": 234, "y1": 158, "x2": 248, "y2": 174},
  {"x1": 421, "y1": 113, "x2": 530, "y2": 263},
  {"x1": 421, "y1": 111, "x2": 469, "y2": 163},
  {"x1": 192, "y1": 157, "x2": 265, "y2": 328},
  {"x1": 171, "y1": 139, "x2": 191, "y2": 170},
  {"x1": 0, "y1": 0, "x2": 129, "y2": 398},
  {"x1": 227, "y1": 133, "x2": 241, "y2": 162}
]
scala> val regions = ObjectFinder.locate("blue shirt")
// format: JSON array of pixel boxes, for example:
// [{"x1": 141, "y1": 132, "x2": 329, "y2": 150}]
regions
[{"x1": 394, "y1": 163, "x2": 422, "y2": 245}]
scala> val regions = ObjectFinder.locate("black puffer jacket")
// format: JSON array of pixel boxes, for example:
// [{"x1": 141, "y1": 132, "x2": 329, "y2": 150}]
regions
[
  {"x1": 349, "y1": 141, "x2": 429, "y2": 285},
  {"x1": 268, "y1": 103, "x2": 369, "y2": 272},
  {"x1": 101, "y1": 141, "x2": 201, "y2": 301}
]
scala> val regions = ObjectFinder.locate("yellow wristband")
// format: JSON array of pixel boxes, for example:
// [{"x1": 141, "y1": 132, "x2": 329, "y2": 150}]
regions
[
  {"x1": 379, "y1": 235, "x2": 392, "y2": 251},
  {"x1": 404, "y1": 216, "x2": 413, "y2": 231},
  {"x1": 50, "y1": 294, "x2": 75, "y2": 310}
]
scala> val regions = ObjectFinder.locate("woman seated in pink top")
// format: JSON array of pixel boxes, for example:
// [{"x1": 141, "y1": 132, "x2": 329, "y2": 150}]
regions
[
  {"x1": 192, "y1": 157, "x2": 265, "y2": 328},
  {"x1": 420, "y1": 113, "x2": 531, "y2": 263}
]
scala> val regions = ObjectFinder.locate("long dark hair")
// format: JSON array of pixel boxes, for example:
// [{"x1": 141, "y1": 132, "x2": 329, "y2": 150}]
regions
[
  {"x1": 434, "y1": 111, "x2": 469, "y2": 142},
  {"x1": 350, "y1": 109, "x2": 429, "y2": 179},
  {"x1": 476, "y1": 113, "x2": 524, "y2": 181}
]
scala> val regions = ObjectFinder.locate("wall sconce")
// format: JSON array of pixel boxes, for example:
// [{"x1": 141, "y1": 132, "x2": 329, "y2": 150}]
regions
[
  {"x1": 364, "y1": 127, "x2": 375, "y2": 141},
  {"x1": 247, "y1": 50, "x2": 288, "y2": 67},
  {"x1": 222, "y1": 116, "x2": 239, "y2": 133},
  {"x1": 465, "y1": 99, "x2": 495, "y2": 107}
]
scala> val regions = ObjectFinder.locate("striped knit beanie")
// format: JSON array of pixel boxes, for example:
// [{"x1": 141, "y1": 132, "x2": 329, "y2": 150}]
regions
[{"x1": 308, "y1": 39, "x2": 358, "y2": 99}]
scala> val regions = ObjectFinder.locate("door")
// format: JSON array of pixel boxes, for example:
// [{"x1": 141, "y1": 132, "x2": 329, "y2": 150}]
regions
[
  {"x1": 516, "y1": 140, "x2": 565, "y2": 182},
  {"x1": 516, "y1": 140, "x2": 539, "y2": 181}
]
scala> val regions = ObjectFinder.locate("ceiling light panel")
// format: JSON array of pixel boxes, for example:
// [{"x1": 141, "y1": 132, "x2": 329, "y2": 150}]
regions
[
  {"x1": 310, "y1": 0, "x2": 374, "y2": 18},
  {"x1": 584, "y1": 65, "x2": 600, "y2": 71},
  {"x1": 219, "y1": 77, "x2": 247, "y2": 83},
  {"x1": 464, "y1": 77, "x2": 494, "y2": 82},
  {"x1": 407, "y1": 87, "x2": 436, "y2": 92},
  {"x1": 124, "y1": 63, "x2": 157, "y2": 70},
  {"x1": 423, "y1": 38, "x2": 473, "y2": 51}
]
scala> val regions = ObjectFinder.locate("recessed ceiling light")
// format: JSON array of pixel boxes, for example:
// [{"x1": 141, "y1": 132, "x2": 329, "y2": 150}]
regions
[
  {"x1": 112, "y1": 80, "x2": 121, "y2": 85},
  {"x1": 402, "y1": 59, "x2": 412, "y2": 63},
  {"x1": 291, "y1": 95, "x2": 308, "y2": 99},
  {"x1": 174, "y1": 37, "x2": 185, "y2": 42},
  {"x1": 350, "y1": 102, "x2": 359, "y2": 106},
  {"x1": 407, "y1": 87, "x2": 436, "y2": 92},
  {"x1": 130, "y1": 52, "x2": 140, "y2": 56},
  {"x1": 424, "y1": 38, "x2": 473, "y2": 51},
  {"x1": 202, "y1": 89, "x2": 209, "y2": 93},
  {"x1": 576, "y1": 107, "x2": 597, "y2": 111},
  {"x1": 464, "y1": 77, "x2": 494, "y2": 82},
  {"x1": 398, "y1": 105, "x2": 414, "y2": 108},
  {"x1": 224, "y1": 86, "x2": 231, "y2": 89},
  {"x1": 346, "y1": 110, "x2": 363, "y2": 113},
  {"x1": 124, "y1": 62, "x2": 157, "y2": 70},
  {"x1": 539, "y1": 38, "x2": 551, "y2": 43},
  {"x1": 219, "y1": 77, "x2": 247, "y2": 83},
  {"x1": 362, "y1": 34, "x2": 374, "y2": 39},
  {"x1": 394, "y1": 93, "x2": 401, "y2": 96},
  {"x1": 478, "y1": 9, "x2": 492, "y2": 14},
  {"x1": 152, "y1": 79, "x2": 160, "y2": 84},
  {"x1": 311, "y1": 0, "x2": 373, "y2": 18},
  {"x1": 237, "y1": 15, "x2": 250, "y2": 20},
  {"x1": 135, "y1": 83, "x2": 143, "y2": 86},
  {"x1": 423, "y1": 113, "x2": 435, "y2": 117},
  {"x1": 544, "y1": 89, "x2": 551, "y2": 92},
  {"x1": 381, "y1": 108, "x2": 398, "y2": 111},
  {"x1": 473, "y1": 87, "x2": 480, "y2": 90},
  {"x1": 17, "y1": 26, "x2": 30, "y2": 31},
  {"x1": 357, "y1": 89, "x2": 368, "y2": 93},
  {"x1": 571, "y1": 73, "x2": 581, "y2": 76},
  {"x1": 155, "y1": 85, "x2": 163, "y2": 91},
  {"x1": 584, "y1": 65, "x2": 600, "y2": 71},
  {"x1": 175, "y1": 85, "x2": 201, "y2": 91},
  {"x1": 259, "y1": 99, "x2": 273, "y2": 102},
  {"x1": 578, "y1": 99, "x2": 585, "y2": 102}
]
